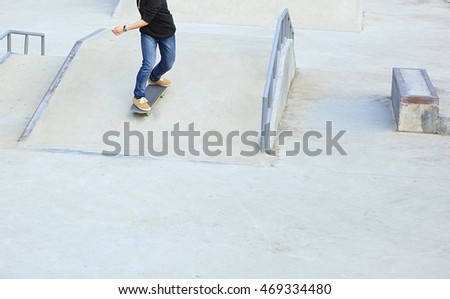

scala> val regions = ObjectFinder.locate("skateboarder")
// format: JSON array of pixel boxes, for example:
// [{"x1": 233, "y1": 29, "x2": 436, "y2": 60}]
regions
[{"x1": 112, "y1": 0, "x2": 176, "y2": 111}]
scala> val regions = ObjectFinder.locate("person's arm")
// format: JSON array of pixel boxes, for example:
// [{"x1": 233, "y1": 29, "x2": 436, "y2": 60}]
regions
[
  {"x1": 111, "y1": 19, "x2": 149, "y2": 36},
  {"x1": 112, "y1": 1, "x2": 161, "y2": 36}
]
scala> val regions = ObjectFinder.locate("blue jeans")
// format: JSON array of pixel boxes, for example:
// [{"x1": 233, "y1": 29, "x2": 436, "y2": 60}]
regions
[{"x1": 133, "y1": 34, "x2": 176, "y2": 99}]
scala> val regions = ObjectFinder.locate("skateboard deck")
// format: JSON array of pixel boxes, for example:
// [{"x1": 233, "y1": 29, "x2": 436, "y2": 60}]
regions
[{"x1": 130, "y1": 85, "x2": 168, "y2": 116}]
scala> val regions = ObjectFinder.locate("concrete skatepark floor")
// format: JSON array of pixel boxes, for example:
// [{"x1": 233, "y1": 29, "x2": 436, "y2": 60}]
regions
[{"x1": 1, "y1": 0, "x2": 450, "y2": 278}]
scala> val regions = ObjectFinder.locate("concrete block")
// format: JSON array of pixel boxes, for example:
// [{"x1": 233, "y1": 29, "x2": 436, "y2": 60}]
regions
[
  {"x1": 391, "y1": 68, "x2": 439, "y2": 133},
  {"x1": 438, "y1": 116, "x2": 450, "y2": 135}
]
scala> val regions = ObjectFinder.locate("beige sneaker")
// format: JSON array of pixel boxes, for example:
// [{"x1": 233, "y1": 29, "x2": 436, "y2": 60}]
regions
[
  {"x1": 132, "y1": 97, "x2": 151, "y2": 111},
  {"x1": 148, "y1": 77, "x2": 172, "y2": 87}
]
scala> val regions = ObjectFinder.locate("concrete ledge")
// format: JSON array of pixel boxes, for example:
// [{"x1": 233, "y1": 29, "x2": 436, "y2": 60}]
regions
[
  {"x1": 269, "y1": 39, "x2": 296, "y2": 150},
  {"x1": 438, "y1": 116, "x2": 450, "y2": 135},
  {"x1": 0, "y1": 52, "x2": 11, "y2": 64},
  {"x1": 391, "y1": 68, "x2": 439, "y2": 134}
]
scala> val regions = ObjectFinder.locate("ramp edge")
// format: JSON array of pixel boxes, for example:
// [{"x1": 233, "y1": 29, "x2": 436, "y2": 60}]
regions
[{"x1": 18, "y1": 28, "x2": 106, "y2": 142}]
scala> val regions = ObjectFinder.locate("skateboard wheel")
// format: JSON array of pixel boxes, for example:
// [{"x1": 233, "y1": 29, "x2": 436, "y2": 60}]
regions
[
  {"x1": 161, "y1": 92, "x2": 165, "y2": 98},
  {"x1": 147, "y1": 112, "x2": 151, "y2": 116}
]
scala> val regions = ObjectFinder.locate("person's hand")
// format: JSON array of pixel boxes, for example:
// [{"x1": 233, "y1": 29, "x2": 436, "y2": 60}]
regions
[{"x1": 112, "y1": 26, "x2": 124, "y2": 36}]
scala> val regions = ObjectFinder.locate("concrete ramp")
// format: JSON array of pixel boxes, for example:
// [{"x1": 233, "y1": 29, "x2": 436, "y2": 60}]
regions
[
  {"x1": 22, "y1": 27, "x2": 274, "y2": 165},
  {"x1": 0, "y1": 55, "x2": 64, "y2": 148}
]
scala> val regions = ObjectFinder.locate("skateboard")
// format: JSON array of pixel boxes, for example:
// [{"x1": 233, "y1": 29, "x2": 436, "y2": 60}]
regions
[{"x1": 130, "y1": 84, "x2": 168, "y2": 117}]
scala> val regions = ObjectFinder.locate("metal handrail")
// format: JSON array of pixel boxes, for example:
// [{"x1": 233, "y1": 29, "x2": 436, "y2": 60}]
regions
[
  {"x1": 260, "y1": 9, "x2": 294, "y2": 154},
  {"x1": 0, "y1": 30, "x2": 45, "y2": 63}
]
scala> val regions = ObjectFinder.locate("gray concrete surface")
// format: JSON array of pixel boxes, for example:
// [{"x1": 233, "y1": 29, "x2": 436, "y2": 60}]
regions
[
  {"x1": 0, "y1": 0, "x2": 118, "y2": 56},
  {"x1": 0, "y1": 55, "x2": 64, "y2": 147},
  {"x1": 0, "y1": 0, "x2": 450, "y2": 279},
  {"x1": 114, "y1": 0, "x2": 363, "y2": 32}
]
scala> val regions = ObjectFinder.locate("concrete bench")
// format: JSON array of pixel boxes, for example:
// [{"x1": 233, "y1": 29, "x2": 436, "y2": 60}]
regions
[{"x1": 391, "y1": 68, "x2": 439, "y2": 133}]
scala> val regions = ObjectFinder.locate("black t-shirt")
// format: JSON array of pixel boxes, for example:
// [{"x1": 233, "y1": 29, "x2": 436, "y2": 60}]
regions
[{"x1": 137, "y1": 0, "x2": 176, "y2": 39}]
